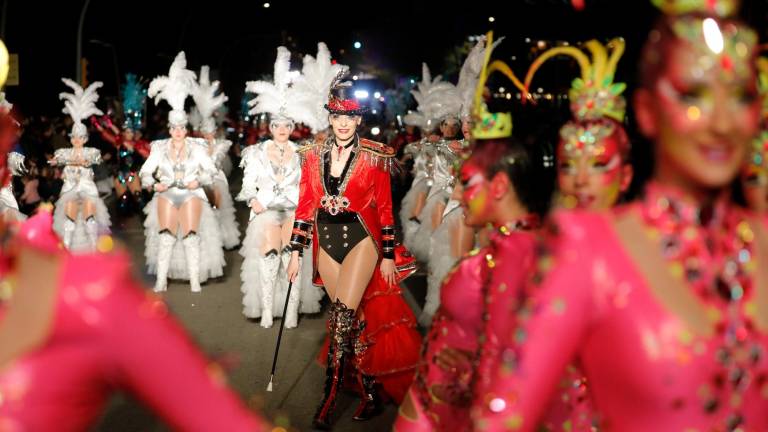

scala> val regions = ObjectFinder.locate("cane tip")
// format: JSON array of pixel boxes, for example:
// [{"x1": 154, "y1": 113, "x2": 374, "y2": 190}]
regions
[{"x1": 266, "y1": 376, "x2": 274, "y2": 392}]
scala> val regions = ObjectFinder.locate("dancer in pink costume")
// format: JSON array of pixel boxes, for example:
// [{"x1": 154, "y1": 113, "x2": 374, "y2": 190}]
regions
[
  {"x1": 394, "y1": 119, "x2": 544, "y2": 429},
  {"x1": 0, "y1": 41, "x2": 268, "y2": 431},
  {"x1": 472, "y1": 1, "x2": 768, "y2": 430},
  {"x1": 476, "y1": 38, "x2": 635, "y2": 432}
]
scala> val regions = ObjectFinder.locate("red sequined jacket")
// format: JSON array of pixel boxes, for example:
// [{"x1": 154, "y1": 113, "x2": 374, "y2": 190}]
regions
[{"x1": 291, "y1": 137, "x2": 398, "y2": 283}]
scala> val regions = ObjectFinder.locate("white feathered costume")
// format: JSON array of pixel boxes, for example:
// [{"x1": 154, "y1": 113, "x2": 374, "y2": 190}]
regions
[
  {"x1": 52, "y1": 79, "x2": 111, "y2": 253},
  {"x1": 1, "y1": 151, "x2": 25, "y2": 221},
  {"x1": 141, "y1": 52, "x2": 224, "y2": 293},
  {"x1": 191, "y1": 65, "x2": 240, "y2": 249},
  {"x1": 237, "y1": 46, "x2": 323, "y2": 328},
  {"x1": 400, "y1": 63, "x2": 459, "y2": 263}
]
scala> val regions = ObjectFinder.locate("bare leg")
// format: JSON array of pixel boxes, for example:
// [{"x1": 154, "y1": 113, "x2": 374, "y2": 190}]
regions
[
  {"x1": 334, "y1": 238, "x2": 378, "y2": 311},
  {"x1": 64, "y1": 199, "x2": 80, "y2": 221},
  {"x1": 431, "y1": 201, "x2": 446, "y2": 231},
  {"x1": 261, "y1": 222, "x2": 282, "y2": 254},
  {"x1": 156, "y1": 196, "x2": 179, "y2": 235},
  {"x1": 280, "y1": 213, "x2": 295, "y2": 250},
  {"x1": 81, "y1": 198, "x2": 96, "y2": 220},
  {"x1": 317, "y1": 247, "x2": 341, "y2": 301},
  {"x1": 179, "y1": 197, "x2": 203, "y2": 236},
  {"x1": 411, "y1": 190, "x2": 427, "y2": 219}
]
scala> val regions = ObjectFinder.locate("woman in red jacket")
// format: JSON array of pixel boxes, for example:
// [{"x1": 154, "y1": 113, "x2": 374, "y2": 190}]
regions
[{"x1": 287, "y1": 81, "x2": 421, "y2": 430}]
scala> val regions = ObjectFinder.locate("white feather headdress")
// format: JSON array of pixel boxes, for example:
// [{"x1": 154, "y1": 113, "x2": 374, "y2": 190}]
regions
[
  {"x1": 458, "y1": 36, "x2": 504, "y2": 119},
  {"x1": 404, "y1": 63, "x2": 458, "y2": 131},
  {"x1": 191, "y1": 65, "x2": 228, "y2": 133},
  {"x1": 245, "y1": 46, "x2": 305, "y2": 124},
  {"x1": 148, "y1": 52, "x2": 197, "y2": 126},
  {"x1": 59, "y1": 78, "x2": 104, "y2": 138},
  {"x1": 287, "y1": 42, "x2": 348, "y2": 133}
]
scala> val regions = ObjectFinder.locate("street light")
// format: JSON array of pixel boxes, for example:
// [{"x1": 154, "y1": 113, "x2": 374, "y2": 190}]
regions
[{"x1": 89, "y1": 39, "x2": 120, "y2": 92}]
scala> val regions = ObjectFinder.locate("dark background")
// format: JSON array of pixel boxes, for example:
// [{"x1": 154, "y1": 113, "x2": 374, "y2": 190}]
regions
[{"x1": 1, "y1": 0, "x2": 766, "y2": 118}]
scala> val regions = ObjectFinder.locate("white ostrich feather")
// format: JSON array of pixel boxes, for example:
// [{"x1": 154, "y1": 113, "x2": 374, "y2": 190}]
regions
[
  {"x1": 457, "y1": 36, "x2": 504, "y2": 118},
  {"x1": 59, "y1": 78, "x2": 104, "y2": 124},
  {"x1": 288, "y1": 42, "x2": 348, "y2": 133},
  {"x1": 148, "y1": 51, "x2": 197, "y2": 113},
  {"x1": 405, "y1": 63, "x2": 460, "y2": 129},
  {"x1": 245, "y1": 46, "x2": 305, "y2": 123},
  {"x1": 192, "y1": 65, "x2": 228, "y2": 132}
]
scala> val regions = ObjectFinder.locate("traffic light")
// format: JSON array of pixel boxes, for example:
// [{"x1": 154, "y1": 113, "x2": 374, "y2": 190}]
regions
[{"x1": 80, "y1": 58, "x2": 89, "y2": 87}]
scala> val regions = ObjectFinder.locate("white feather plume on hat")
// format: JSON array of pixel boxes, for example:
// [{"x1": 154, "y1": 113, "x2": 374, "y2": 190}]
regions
[
  {"x1": 245, "y1": 46, "x2": 304, "y2": 124},
  {"x1": 404, "y1": 63, "x2": 460, "y2": 131},
  {"x1": 288, "y1": 42, "x2": 348, "y2": 133},
  {"x1": 458, "y1": 36, "x2": 504, "y2": 119},
  {"x1": 191, "y1": 65, "x2": 228, "y2": 133},
  {"x1": 59, "y1": 78, "x2": 104, "y2": 137},
  {"x1": 148, "y1": 51, "x2": 197, "y2": 126}
]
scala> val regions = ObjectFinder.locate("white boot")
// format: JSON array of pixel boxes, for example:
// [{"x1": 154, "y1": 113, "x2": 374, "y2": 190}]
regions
[
  {"x1": 183, "y1": 233, "x2": 201, "y2": 293},
  {"x1": 282, "y1": 248, "x2": 300, "y2": 329},
  {"x1": 62, "y1": 218, "x2": 76, "y2": 250},
  {"x1": 85, "y1": 216, "x2": 99, "y2": 252},
  {"x1": 154, "y1": 231, "x2": 176, "y2": 293},
  {"x1": 259, "y1": 251, "x2": 280, "y2": 328}
]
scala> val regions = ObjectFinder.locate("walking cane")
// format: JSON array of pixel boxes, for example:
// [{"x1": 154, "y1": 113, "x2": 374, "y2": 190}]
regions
[{"x1": 266, "y1": 280, "x2": 293, "y2": 392}]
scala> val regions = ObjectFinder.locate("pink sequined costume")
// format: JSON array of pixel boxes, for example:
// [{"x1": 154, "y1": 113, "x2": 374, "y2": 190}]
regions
[
  {"x1": 471, "y1": 183, "x2": 768, "y2": 431},
  {"x1": 394, "y1": 227, "x2": 537, "y2": 431},
  {"x1": 0, "y1": 211, "x2": 268, "y2": 431}
]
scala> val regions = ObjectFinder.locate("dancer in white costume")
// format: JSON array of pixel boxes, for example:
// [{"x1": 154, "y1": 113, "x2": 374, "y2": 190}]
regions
[
  {"x1": 0, "y1": 92, "x2": 25, "y2": 222},
  {"x1": 140, "y1": 52, "x2": 224, "y2": 293},
  {"x1": 407, "y1": 68, "x2": 463, "y2": 269},
  {"x1": 191, "y1": 65, "x2": 240, "y2": 249},
  {"x1": 1, "y1": 151, "x2": 24, "y2": 222},
  {"x1": 50, "y1": 79, "x2": 111, "y2": 252},
  {"x1": 400, "y1": 63, "x2": 446, "y2": 262},
  {"x1": 420, "y1": 37, "x2": 502, "y2": 326},
  {"x1": 238, "y1": 46, "x2": 325, "y2": 328}
]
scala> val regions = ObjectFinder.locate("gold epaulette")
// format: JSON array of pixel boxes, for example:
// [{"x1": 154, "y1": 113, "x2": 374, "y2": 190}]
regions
[{"x1": 359, "y1": 138, "x2": 395, "y2": 158}]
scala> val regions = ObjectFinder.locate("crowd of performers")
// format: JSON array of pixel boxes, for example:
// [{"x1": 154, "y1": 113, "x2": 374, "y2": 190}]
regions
[{"x1": 4, "y1": 0, "x2": 768, "y2": 430}]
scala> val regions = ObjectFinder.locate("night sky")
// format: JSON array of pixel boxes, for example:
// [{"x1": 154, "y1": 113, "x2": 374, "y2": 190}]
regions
[{"x1": 2, "y1": 0, "x2": 767, "y2": 118}]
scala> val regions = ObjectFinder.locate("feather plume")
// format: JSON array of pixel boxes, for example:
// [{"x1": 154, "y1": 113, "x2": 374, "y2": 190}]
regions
[
  {"x1": 458, "y1": 36, "x2": 503, "y2": 118},
  {"x1": 404, "y1": 63, "x2": 461, "y2": 130},
  {"x1": 192, "y1": 65, "x2": 228, "y2": 132},
  {"x1": 60, "y1": 79, "x2": 104, "y2": 123},
  {"x1": 148, "y1": 52, "x2": 197, "y2": 113},
  {"x1": 245, "y1": 46, "x2": 307, "y2": 125},
  {"x1": 287, "y1": 42, "x2": 348, "y2": 132}
]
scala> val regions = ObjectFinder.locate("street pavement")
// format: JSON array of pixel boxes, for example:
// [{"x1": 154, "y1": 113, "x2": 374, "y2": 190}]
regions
[{"x1": 94, "y1": 184, "x2": 426, "y2": 431}]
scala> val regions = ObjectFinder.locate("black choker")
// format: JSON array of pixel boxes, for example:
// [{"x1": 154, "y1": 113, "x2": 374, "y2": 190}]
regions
[{"x1": 334, "y1": 139, "x2": 355, "y2": 160}]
